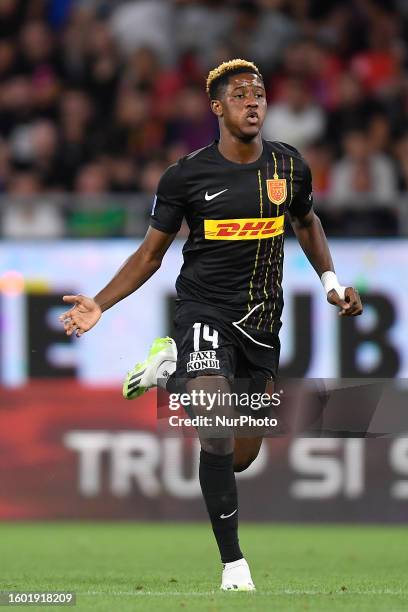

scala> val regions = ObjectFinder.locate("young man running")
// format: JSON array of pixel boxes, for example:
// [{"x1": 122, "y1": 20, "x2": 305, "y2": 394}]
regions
[{"x1": 59, "y1": 59, "x2": 363, "y2": 591}]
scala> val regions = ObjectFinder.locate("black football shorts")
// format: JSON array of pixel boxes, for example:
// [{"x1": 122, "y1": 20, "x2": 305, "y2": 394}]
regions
[{"x1": 172, "y1": 300, "x2": 280, "y2": 385}]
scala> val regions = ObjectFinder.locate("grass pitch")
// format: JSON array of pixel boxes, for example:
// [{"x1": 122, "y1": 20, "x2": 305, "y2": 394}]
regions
[{"x1": 1, "y1": 523, "x2": 407, "y2": 611}]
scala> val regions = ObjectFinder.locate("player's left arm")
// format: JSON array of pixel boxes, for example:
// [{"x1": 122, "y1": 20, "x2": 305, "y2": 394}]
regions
[{"x1": 288, "y1": 162, "x2": 362, "y2": 317}]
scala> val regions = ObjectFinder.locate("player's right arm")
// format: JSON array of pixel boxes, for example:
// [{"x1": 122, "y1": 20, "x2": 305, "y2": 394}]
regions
[
  {"x1": 59, "y1": 161, "x2": 186, "y2": 337},
  {"x1": 59, "y1": 227, "x2": 176, "y2": 337}
]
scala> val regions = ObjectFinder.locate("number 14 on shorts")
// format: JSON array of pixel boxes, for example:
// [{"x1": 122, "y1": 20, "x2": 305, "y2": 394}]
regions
[{"x1": 193, "y1": 322, "x2": 219, "y2": 351}]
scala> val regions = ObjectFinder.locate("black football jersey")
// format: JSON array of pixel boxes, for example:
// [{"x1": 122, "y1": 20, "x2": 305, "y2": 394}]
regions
[{"x1": 150, "y1": 139, "x2": 313, "y2": 334}]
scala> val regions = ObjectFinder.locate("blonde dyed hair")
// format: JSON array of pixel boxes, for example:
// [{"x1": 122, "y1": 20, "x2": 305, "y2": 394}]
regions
[{"x1": 206, "y1": 59, "x2": 262, "y2": 98}]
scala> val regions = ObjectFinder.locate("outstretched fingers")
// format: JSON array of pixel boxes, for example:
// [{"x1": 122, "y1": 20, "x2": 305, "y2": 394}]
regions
[{"x1": 59, "y1": 296, "x2": 82, "y2": 336}]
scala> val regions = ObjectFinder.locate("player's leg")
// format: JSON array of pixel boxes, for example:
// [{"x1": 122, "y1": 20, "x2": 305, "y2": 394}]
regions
[
  {"x1": 122, "y1": 309, "x2": 256, "y2": 590},
  {"x1": 232, "y1": 377, "x2": 274, "y2": 472},
  {"x1": 185, "y1": 374, "x2": 255, "y2": 591}
]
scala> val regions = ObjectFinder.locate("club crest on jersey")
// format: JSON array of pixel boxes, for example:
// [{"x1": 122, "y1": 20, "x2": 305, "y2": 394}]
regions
[{"x1": 266, "y1": 178, "x2": 287, "y2": 205}]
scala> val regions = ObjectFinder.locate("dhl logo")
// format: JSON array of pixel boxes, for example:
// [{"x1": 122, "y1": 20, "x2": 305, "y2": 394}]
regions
[{"x1": 204, "y1": 215, "x2": 284, "y2": 240}]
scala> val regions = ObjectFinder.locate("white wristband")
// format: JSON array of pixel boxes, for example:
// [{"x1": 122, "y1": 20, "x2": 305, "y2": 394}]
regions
[{"x1": 321, "y1": 271, "x2": 346, "y2": 300}]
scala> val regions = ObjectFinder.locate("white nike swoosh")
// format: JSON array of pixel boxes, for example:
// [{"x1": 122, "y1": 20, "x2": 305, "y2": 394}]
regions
[
  {"x1": 205, "y1": 189, "x2": 228, "y2": 201},
  {"x1": 220, "y1": 509, "x2": 237, "y2": 519}
]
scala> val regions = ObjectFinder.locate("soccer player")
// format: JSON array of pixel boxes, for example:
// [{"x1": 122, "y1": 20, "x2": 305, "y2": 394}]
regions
[{"x1": 59, "y1": 59, "x2": 363, "y2": 591}]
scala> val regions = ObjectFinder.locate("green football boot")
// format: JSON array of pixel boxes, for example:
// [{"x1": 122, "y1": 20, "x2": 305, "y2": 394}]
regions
[{"x1": 122, "y1": 337, "x2": 177, "y2": 399}]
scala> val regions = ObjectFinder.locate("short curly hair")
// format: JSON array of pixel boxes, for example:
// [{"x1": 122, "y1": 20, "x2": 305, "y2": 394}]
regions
[{"x1": 206, "y1": 59, "x2": 263, "y2": 100}]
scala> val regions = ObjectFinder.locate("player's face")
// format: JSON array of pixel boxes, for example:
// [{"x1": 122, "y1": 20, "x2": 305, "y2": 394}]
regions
[{"x1": 214, "y1": 73, "x2": 267, "y2": 140}]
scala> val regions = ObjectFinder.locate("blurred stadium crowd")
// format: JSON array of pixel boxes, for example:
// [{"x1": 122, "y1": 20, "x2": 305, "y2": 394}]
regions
[{"x1": 1, "y1": 0, "x2": 408, "y2": 237}]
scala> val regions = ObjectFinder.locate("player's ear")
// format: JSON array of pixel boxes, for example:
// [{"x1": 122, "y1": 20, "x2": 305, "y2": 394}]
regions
[{"x1": 211, "y1": 99, "x2": 223, "y2": 117}]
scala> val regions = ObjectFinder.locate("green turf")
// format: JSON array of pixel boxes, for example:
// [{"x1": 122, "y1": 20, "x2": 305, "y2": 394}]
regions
[{"x1": 1, "y1": 523, "x2": 407, "y2": 611}]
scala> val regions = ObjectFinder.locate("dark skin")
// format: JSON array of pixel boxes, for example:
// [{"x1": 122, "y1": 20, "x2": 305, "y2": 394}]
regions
[{"x1": 59, "y1": 71, "x2": 363, "y2": 468}]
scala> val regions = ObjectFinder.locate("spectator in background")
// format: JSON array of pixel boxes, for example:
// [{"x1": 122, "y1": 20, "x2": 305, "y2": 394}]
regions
[
  {"x1": 109, "y1": 86, "x2": 162, "y2": 158},
  {"x1": 0, "y1": 38, "x2": 18, "y2": 81},
  {"x1": 16, "y1": 20, "x2": 60, "y2": 118},
  {"x1": 329, "y1": 128, "x2": 397, "y2": 207},
  {"x1": 8, "y1": 120, "x2": 59, "y2": 188},
  {"x1": 174, "y1": 0, "x2": 232, "y2": 70},
  {"x1": 74, "y1": 161, "x2": 109, "y2": 194},
  {"x1": 303, "y1": 140, "x2": 333, "y2": 198},
  {"x1": 123, "y1": 46, "x2": 161, "y2": 94},
  {"x1": 298, "y1": 40, "x2": 343, "y2": 110},
  {"x1": 137, "y1": 156, "x2": 169, "y2": 220},
  {"x1": 326, "y1": 73, "x2": 382, "y2": 155},
  {"x1": 16, "y1": 20, "x2": 55, "y2": 75},
  {"x1": 0, "y1": 139, "x2": 11, "y2": 192},
  {"x1": 0, "y1": 0, "x2": 26, "y2": 39},
  {"x1": 105, "y1": 155, "x2": 140, "y2": 193},
  {"x1": 367, "y1": 112, "x2": 392, "y2": 155},
  {"x1": 394, "y1": 130, "x2": 408, "y2": 234},
  {"x1": 262, "y1": 77, "x2": 326, "y2": 152},
  {"x1": 125, "y1": 156, "x2": 169, "y2": 236},
  {"x1": 394, "y1": 131, "x2": 408, "y2": 193},
  {"x1": 110, "y1": 0, "x2": 173, "y2": 64},
  {"x1": 251, "y1": 0, "x2": 298, "y2": 71},
  {"x1": 350, "y1": 9, "x2": 402, "y2": 97},
  {"x1": 265, "y1": 38, "x2": 341, "y2": 106},
  {"x1": 69, "y1": 162, "x2": 125, "y2": 237},
  {"x1": 56, "y1": 89, "x2": 96, "y2": 189},
  {"x1": 83, "y1": 19, "x2": 120, "y2": 121},
  {"x1": 314, "y1": 2, "x2": 353, "y2": 57},
  {"x1": 165, "y1": 85, "x2": 217, "y2": 152},
  {"x1": 2, "y1": 171, "x2": 64, "y2": 238},
  {"x1": 0, "y1": 0, "x2": 407, "y2": 237},
  {"x1": 139, "y1": 157, "x2": 167, "y2": 197},
  {"x1": 225, "y1": 0, "x2": 296, "y2": 73},
  {"x1": 225, "y1": 1, "x2": 262, "y2": 67},
  {"x1": 28, "y1": 120, "x2": 59, "y2": 187},
  {"x1": 0, "y1": 76, "x2": 35, "y2": 139}
]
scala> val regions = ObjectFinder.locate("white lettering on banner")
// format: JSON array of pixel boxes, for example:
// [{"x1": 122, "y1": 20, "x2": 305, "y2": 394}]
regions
[
  {"x1": 64, "y1": 432, "x2": 111, "y2": 497},
  {"x1": 110, "y1": 433, "x2": 161, "y2": 497},
  {"x1": 162, "y1": 438, "x2": 201, "y2": 498},
  {"x1": 390, "y1": 437, "x2": 408, "y2": 499},
  {"x1": 64, "y1": 432, "x2": 269, "y2": 498},
  {"x1": 289, "y1": 439, "x2": 364, "y2": 499},
  {"x1": 64, "y1": 431, "x2": 161, "y2": 498},
  {"x1": 344, "y1": 439, "x2": 364, "y2": 498}
]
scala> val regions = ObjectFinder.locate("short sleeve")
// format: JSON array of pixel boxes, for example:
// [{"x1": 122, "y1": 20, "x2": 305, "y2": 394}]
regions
[
  {"x1": 289, "y1": 159, "x2": 313, "y2": 218},
  {"x1": 149, "y1": 162, "x2": 186, "y2": 234}
]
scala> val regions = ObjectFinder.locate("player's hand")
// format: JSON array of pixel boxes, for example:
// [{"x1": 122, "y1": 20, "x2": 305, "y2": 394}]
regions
[
  {"x1": 58, "y1": 294, "x2": 102, "y2": 337},
  {"x1": 327, "y1": 287, "x2": 363, "y2": 316}
]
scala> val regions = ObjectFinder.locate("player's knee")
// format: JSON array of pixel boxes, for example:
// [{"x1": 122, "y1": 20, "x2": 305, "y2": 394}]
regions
[
  {"x1": 200, "y1": 437, "x2": 234, "y2": 456},
  {"x1": 233, "y1": 454, "x2": 257, "y2": 473}
]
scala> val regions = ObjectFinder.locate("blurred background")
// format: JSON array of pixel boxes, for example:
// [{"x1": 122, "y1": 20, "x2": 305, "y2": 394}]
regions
[{"x1": 1, "y1": 0, "x2": 408, "y2": 522}]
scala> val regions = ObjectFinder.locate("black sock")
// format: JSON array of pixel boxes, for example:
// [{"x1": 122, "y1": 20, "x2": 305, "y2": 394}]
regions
[{"x1": 199, "y1": 449, "x2": 243, "y2": 564}]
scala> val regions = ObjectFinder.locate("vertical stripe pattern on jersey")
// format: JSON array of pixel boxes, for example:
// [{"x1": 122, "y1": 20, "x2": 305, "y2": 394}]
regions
[
  {"x1": 247, "y1": 169, "x2": 264, "y2": 313},
  {"x1": 256, "y1": 153, "x2": 280, "y2": 330},
  {"x1": 268, "y1": 155, "x2": 293, "y2": 332},
  {"x1": 243, "y1": 149, "x2": 297, "y2": 333}
]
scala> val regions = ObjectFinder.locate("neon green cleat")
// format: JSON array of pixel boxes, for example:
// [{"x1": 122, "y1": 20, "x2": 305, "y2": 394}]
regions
[{"x1": 122, "y1": 337, "x2": 177, "y2": 399}]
